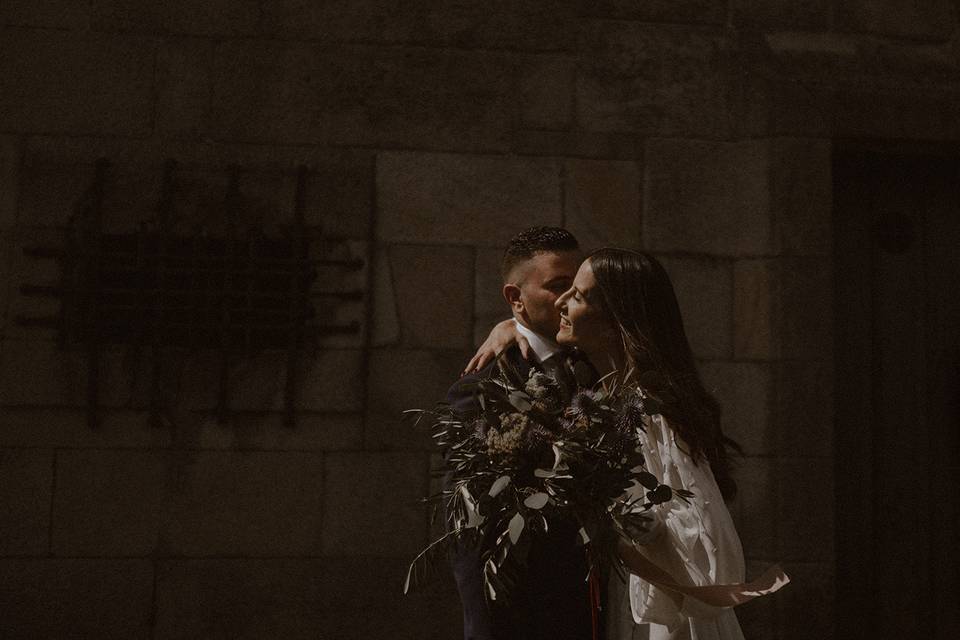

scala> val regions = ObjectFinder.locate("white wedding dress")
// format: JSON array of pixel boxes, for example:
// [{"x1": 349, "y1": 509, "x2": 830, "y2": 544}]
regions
[{"x1": 606, "y1": 413, "x2": 747, "y2": 640}]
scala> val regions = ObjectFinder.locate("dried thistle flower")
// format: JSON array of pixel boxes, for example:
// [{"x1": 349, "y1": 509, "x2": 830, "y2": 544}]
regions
[{"x1": 486, "y1": 412, "x2": 530, "y2": 457}]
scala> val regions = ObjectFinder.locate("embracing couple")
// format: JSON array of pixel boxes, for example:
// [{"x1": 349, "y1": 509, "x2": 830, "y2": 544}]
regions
[{"x1": 445, "y1": 228, "x2": 767, "y2": 640}]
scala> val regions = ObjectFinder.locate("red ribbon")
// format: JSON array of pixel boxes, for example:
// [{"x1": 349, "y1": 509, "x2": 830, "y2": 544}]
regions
[{"x1": 587, "y1": 549, "x2": 601, "y2": 640}]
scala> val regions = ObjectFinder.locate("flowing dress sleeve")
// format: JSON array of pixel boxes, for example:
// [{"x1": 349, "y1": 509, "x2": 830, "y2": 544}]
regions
[{"x1": 626, "y1": 413, "x2": 746, "y2": 630}]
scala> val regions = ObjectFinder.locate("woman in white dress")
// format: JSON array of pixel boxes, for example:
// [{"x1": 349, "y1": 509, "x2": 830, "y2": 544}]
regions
[
  {"x1": 474, "y1": 248, "x2": 784, "y2": 639},
  {"x1": 554, "y1": 248, "x2": 748, "y2": 640}
]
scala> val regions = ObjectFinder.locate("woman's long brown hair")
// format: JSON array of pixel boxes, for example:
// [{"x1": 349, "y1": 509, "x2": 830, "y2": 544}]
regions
[{"x1": 588, "y1": 248, "x2": 742, "y2": 501}]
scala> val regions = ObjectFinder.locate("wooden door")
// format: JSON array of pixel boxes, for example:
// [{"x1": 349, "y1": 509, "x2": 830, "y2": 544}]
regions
[{"x1": 835, "y1": 149, "x2": 960, "y2": 640}]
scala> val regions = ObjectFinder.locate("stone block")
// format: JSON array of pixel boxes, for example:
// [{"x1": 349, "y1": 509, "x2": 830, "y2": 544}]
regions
[
  {"x1": 366, "y1": 566, "x2": 462, "y2": 640},
  {"x1": 564, "y1": 158, "x2": 642, "y2": 252},
  {"x1": 0, "y1": 559, "x2": 153, "y2": 639},
  {"x1": 322, "y1": 451, "x2": 429, "y2": 557},
  {"x1": 371, "y1": 245, "x2": 401, "y2": 347},
  {"x1": 0, "y1": 1, "x2": 90, "y2": 28},
  {"x1": 736, "y1": 560, "x2": 779, "y2": 637},
  {"x1": 779, "y1": 256, "x2": 833, "y2": 360},
  {"x1": 736, "y1": 56, "x2": 835, "y2": 138},
  {"x1": 196, "y1": 413, "x2": 363, "y2": 452},
  {"x1": 644, "y1": 139, "x2": 772, "y2": 256},
  {"x1": 734, "y1": 258, "x2": 778, "y2": 360},
  {"x1": 0, "y1": 239, "x2": 10, "y2": 332},
  {"x1": 17, "y1": 154, "x2": 95, "y2": 228},
  {"x1": 474, "y1": 246, "x2": 509, "y2": 341},
  {"x1": 154, "y1": 557, "x2": 461, "y2": 639},
  {"x1": 4, "y1": 228, "x2": 64, "y2": 340},
  {"x1": 775, "y1": 360, "x2": 834, "y2": 458},
  {"x1": 17, "y1": 137, "x2": 371, "y2": 232},
  {"x1": 512, "y1": 129, "x2": 644, "y2": 160},
  {"x1": 155, "y1": 559, "x2": 332, "y2": 639},
  {"x1": 658, "y1": 256, "x2": 733, "y2": 359},
  {"x1": 377, "y1": 152, "x2": 561, "y2": 246},
  {"x1": 733, "y1": 0, "x2": 831, "y2": 29},
  {"x1": 0, "y1": 135, "x2": 18, "y2": 228},
  {"x1": 0, "y1": 339, "x2": 87, "y2": 406},
  {"x1": 364, "y1": 348, "x2": 467, "y2": 450},
  {"x1": 51, "y1": 449, "x2": 165, "y2": 555},
  {"x1": 583, "y1": 0, "x2": 727, "y2": 24},
  {"x1": 155, "y1": 37, "x2": 215, "y2": 138},
  {"x1": 299, "y1": 349, "x2": 365, "y2": 411},
  {"x1": 177, "y1": 348, "x2": 365, "y2": 413},
  {"x1": 90, "y1": 0, "x2": 260, "y2": 36},
  {"x1": 162, "y1": 451, "x2": 324, "y2": 556},
  {"x1": 520, "y1": 55, "x2": 575, "y2": 130},
  {"x1": 736, "y1": 255, "x2": 833, "y2": 362},
  {"x1": 730, "y1": 456, "x2": 777, "y2": 560},
  {"x1": 209, "y1": 42, "x2": 514, "y2": 151},
  {"x1": 0, "y1": 324, "x2": 168, "y2": 409},
  {"x1": 260, "y1": 0, "x2": 576, "y2": 52},
  {"x1": 837, "y1": 0, "x2": 956, "y2": 40},
  {"x1": 777, "y1": 457, "x2": 834, "y2": 561},
  {"x1": 771, "y1": 138, "x2": 832, "y2": 256},
  {"x1": 577, "y1": 22, "x2": 734, "y2": 137},
  {"x1": 0, "y1": 448, "x2": 53, "y2": 554},
  {"x1": 700, "y1": 361, "x2": 775, "y2": 456},
  {"x1": 245, "y1": 349, "x2": 366, "y2": 413},
  {"x1": 388, "y1": 244, "x2": 474, "y2": 350},
  {"x1": 877, "y1": 41, "x2": 960, "y2": 84},
  {"x1": 302, "y1": 153, "x2": 374, "y2": 240},
  {"x1": 0, "y1": 29, "x2": 154, "y2": 136},
  {"x1": 19, "y1": 152, "x2": 215, "y2": 233},
  {"x1": 833, "y1": 83, "x2": 960, "y2": 141},
  {"x1": 165, "y1": 161, "x2": 300, "y2": 232},
  {"x1": 776, "y1": 562, "x2": 835, "y2": 640},
  {"x1": 0, "y1": 407, "x2": 172, "y2": 449}
]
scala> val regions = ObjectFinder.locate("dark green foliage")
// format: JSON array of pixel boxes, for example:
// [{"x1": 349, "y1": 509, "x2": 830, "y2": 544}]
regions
[{"x1": 404, "y1": 363, "x2": 691, "y2": 603}]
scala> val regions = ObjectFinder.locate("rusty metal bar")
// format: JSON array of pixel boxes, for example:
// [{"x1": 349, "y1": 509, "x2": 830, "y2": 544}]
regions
[
  {"x1": 284, "y1": 165, "x2": 310, "y2": 427},
  {"x1": 19, "y1": 284, "x2": 363, "y2": 302},
  {"x1": 18, "y1": 158, "x2": 367, "y2": 432},
  {"x1": 22, "y1": 245, "x2": 363, "y2": 271},
  {"x1": 82, "y1": 158, "x2": 109, "y2": 428},
  {"x1": 15, "y1": 315, "x2": 358, "y2": 334},
  {"x1": 243, "y1": 230, "x2": 255, "y2": 355},
  {"x1": 216, "y1": 166, "x2": 242, "y2": 425},
  {"x1": 151, "y1": 159, "x2": 177, "y2": 428}
]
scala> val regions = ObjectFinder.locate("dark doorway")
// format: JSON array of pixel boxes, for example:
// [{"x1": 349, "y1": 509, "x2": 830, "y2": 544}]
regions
[{"x1": 834, "y1": 146, "x2": 960, "y2": 639}]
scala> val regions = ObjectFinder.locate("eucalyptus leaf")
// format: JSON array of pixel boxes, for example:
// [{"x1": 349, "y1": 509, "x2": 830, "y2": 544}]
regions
[
  {"x1": 637, "y1": 471, "x2": 659, "y2": 490},
  {"x1": 489, "y1": 475, "x2": 512, "y2": 497},
  {"x1": 648, "y1": 484, "x2": 672, "y2": 504},
  {"x1": 508, "y1": 512, "x2": 525, "y2": 544},
  {"x1": 523, "y1": 492, "x2": 549, "y2": 509},
  {"x1": 508, "y1": 391, "x2": 533, "y2": 412}
]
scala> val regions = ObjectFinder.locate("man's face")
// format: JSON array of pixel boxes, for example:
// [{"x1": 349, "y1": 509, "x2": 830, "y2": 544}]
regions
[{"x1": 505, "y1": 250, "x2": 582, "y2": 338}]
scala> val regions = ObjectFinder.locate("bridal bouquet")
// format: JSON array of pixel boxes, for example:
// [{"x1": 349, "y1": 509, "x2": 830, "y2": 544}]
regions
[{"x1": 403, "y1": 359, "x2": 691, "y2": 602}]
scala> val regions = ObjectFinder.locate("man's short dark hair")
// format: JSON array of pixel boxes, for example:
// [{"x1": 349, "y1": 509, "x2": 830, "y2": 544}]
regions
[{"x1": 501, "y1": 227, "x2": 580, "y2": 281}]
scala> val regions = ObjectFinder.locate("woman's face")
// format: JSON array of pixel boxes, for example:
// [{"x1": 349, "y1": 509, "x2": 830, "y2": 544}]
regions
[{"x1": 555, "y1": 259, "x2": 617, "y2": 357}]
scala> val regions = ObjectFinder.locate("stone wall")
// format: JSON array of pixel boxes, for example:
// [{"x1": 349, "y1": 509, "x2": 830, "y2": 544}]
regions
[{"x1": 2, "y1": 2, "x2": 959, "y2": 638}]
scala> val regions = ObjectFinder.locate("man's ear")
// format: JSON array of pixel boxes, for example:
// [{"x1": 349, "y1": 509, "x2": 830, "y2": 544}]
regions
[{"x1": 503, "y1": 284, "x2": 523, "y2": 313}]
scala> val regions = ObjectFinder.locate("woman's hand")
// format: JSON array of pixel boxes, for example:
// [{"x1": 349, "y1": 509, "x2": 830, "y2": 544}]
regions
[{"x1": 463, "y1": 319, "x2": 529, "y2": 375}]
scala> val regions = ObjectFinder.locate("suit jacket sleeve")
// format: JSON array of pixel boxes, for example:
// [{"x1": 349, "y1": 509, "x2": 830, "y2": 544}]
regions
[{"x1": 443, "y1": 370, "x2": 495, "y2": 640}]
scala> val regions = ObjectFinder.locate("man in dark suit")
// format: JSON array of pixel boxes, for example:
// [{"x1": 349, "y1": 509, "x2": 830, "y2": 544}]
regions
[{"x1": 444, "y1": 227, "x2": 597, "y2": 640}]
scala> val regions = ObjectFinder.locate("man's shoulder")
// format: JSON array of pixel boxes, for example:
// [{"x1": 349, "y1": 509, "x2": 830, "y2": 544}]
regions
[{"x1": 445, "y1": 345, "x2": 532, "y2": 410}]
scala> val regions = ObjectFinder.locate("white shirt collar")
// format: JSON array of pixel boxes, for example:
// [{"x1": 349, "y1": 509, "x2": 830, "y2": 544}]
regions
[{"x1": 514, "y1": 318, "x2": 562, "y2": 363}]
